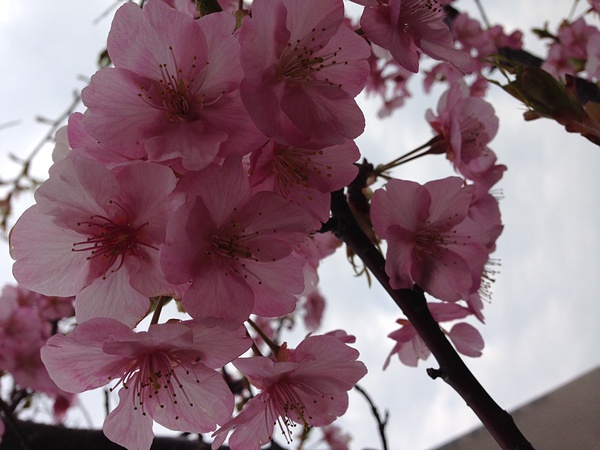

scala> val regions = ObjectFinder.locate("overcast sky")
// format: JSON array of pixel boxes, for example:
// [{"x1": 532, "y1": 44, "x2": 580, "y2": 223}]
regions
[{"x1": 1, "y1": 1, "x2": 598, "y2": 449}]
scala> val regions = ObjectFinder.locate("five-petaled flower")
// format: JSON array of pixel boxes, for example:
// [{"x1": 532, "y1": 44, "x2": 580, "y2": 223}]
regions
[
  {"x1": 371, "y1": 176, "x2": 495, "y2": 302},
  {"x1": 41, "y1": 318, "x2": 251, "y2": 450},
  {"x1": 211, "y1": 334, "x2": 367, "y2": 449},
  {"x1": 10, "y1": 155, "x2": 184, "y2": 326}
]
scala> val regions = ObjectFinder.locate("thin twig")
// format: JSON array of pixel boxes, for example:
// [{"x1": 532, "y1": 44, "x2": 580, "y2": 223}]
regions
[
  {"x1": 473, "y1": 0, "x2": 491, "y2": 28},
  {"x1": 0, "y1": 91, "x2": 81, "y2": 234},
  {"x1": 354, "y1": 384, "x2": 389, "y2": 450}
]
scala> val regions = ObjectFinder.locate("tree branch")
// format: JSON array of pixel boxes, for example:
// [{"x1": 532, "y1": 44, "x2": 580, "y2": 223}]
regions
[
  {"x1": 327, "y1": 189, "x2": 533, "y2": 450},
  {"x1": 0, "y1": 419, "x2": 287, "y2": 450}
]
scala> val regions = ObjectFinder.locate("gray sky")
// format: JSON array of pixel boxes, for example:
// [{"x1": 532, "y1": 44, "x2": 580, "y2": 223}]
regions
[{"x1": 1, "y1": 1, "x2": 598, "y2": 449}]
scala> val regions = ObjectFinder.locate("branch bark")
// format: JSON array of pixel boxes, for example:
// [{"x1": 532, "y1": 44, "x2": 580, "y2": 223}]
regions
[{"x1": 0, "y1": 419, "x2": 287, "y2": 450}]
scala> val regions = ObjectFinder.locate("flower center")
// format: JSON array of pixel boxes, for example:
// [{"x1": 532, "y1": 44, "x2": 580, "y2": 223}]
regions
[
  {"x1": 278, "y1": 29, "x2": 346, "y2": 87},
  {"x1": 271, "y1": 147, "x2": 329, "y2": 197},
  {"x1": 71, "y1": 200, "x2": 156, "y2": 278},
  {"x1": 136, "y1": 45, "x2": 212, "y2": 123},
  {"x1": 205, "y1": 218, "x2": 268, "y2": 285},
  {"x1": 109, "y1": 351, "x2": 201, "y2": 419},
  {"x1": 400, "y1": 0, "x2": 445, "y2": 30}
]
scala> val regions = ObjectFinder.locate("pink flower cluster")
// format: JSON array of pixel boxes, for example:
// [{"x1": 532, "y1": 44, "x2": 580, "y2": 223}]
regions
[
  {"x1": 0, "y1": 285, "x2": 75, "y2": 421},
  {"x1": 541, "y1": 17, "x2": 600, "y2": 81},
  {"x1": 9, "y1": 0, "x2": 374, "y2": 447},
  {"x1": 6, "y1": 0, "x2": 509, "y2": 447}
]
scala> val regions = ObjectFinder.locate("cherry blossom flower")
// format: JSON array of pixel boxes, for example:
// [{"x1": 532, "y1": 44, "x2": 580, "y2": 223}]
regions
[
  {"x1": 82, "y1": 1, "x2": 265, "y2": 171},
  {"x1": 41, "y1": 318, "x2": 250, "y2": 450},
  {"x1": 161, "y1": 156, "x2": 314, "y2": 323},
  {"x1": 10, "y1": 156, "x2": 184, "y2": 326},
  {"x1": 320, "y1": 424, "x2": 352, "y2": 449},
  {"x1": 249, "y1": 138, "x2": 360, "y2": 226},
  {"x1": 542, "y1": 18, "x2": 599, "y2": 79},
  {"x1": 360, "y1": 0, "x2": 471, "y2": 73},
  {"x1": 238, "y1": 0, "x2": 370, "y2": 146},
  {"x1": 371, "y1": 177, "x2": 492, "y2": 302},
  {"x1": 211, "y1": 335, "x2": 367, "y2": 449},
  {"x1": 426, "y1": 81, "x2": 505, "y2": 190},
  {"x1": 302, "y1": 290, "x2": 326, "y2": 331},
  {"x1": 452, "y1": 13, "x2": 523, "y2": 67},
  {"x1": 1, "y1": 283, "x2": 74, "y2": 323},
  {"x1": 384, "y1": 302, "x2": 484, "y2": 367},
  {"x1": 0, "y1": 285, "x2": 75, "y2": 414},
  {"x1": 364, "y1": 44, "x2": 415, "y2": 117}
]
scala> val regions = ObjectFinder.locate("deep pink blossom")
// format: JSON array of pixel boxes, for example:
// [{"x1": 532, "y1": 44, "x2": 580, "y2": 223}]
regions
[
  {"x1": 41, "y1": 318, "x2": 250, "y2": 450},
  {"x1": 238, "y1": 0, "x2": 370, "y2": 146},
  {"x1": 160, "y1": 156, "x2": 313, "y2": 323},
  {"x1": 360, "y1": 0, "x2": 471, "y2": 73},
  {"x1": 371, "y1": 177, "x2": 491, "y2": 302},
  {"x1": 82, "y1": 1, "x2": 265, "y2": 171},
  {"x1": 249, "y1": 138, "x2": 360, "y2": 226},
  {"x1": 10, "y1": 156, "x2": 184, "y2": 326},
  {"x1": 211, "y1": 335, "x2": 367, "y2": 449}
]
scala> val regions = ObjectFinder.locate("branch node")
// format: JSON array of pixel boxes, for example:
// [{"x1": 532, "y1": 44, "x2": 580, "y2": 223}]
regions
[{"x1": 427, "y1": 367, "x2": 445, "y2": 380}]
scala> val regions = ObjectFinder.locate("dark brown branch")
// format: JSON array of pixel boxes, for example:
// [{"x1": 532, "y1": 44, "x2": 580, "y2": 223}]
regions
[
  {"x1": 0, "y1": 419, "x2": 288, "y2": 450},
  {"x1": 327, "y1": 189, "x2": 533, "y2": 450}
]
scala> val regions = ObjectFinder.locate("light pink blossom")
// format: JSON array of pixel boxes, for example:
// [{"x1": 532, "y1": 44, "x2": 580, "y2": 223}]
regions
[
  {"x1": 41, "y1": 318, "x2": 250, "y2": 450},
  {"x1": 238, "y1": 0, "x2": 370, "y2": 146},
  {"x1": 10, "y1": 156, "x2": 184, "y2": 326},
  {"x1": 303, "y1": 290, "x2": 326, "y2": 331},
  {"x1": 360, "y1": 0, "x2": 471, "y2": 73},
  {"x1": 384, "y1": 302, "x2": 483, "y2": 367},
  {"x1": 542, "y1": 18, "x2": 600, "y2": 79},
  {"x1": 0, "y1": 285, "x2": 75, "y2": 412},
  {"x1": 321, "y1": 424, "x2": 352, "y2": 449},
  {"x1": 426, "y1": 81, "x2": 505, "y2": 190},
  {"x1": 371, "y1": 177, "x2": 491, "y2": 302},
  {"x1": 211, "y1": 335, "x2": 367, "y2": 449},
  {"x1": 82, "y1": 1, "x2": 265, "y2": 171}
]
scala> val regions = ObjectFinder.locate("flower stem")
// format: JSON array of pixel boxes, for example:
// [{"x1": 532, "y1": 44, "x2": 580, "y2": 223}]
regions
[
  {"x1": 375, "y1": 136, "x2": 441, "y2": 175},
  {"x1": 149, "y1": 296, "x2": 168, "y2": 325},
  {"x1": 247, "y1": 318, "x2": 280, "y2": 357}
]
